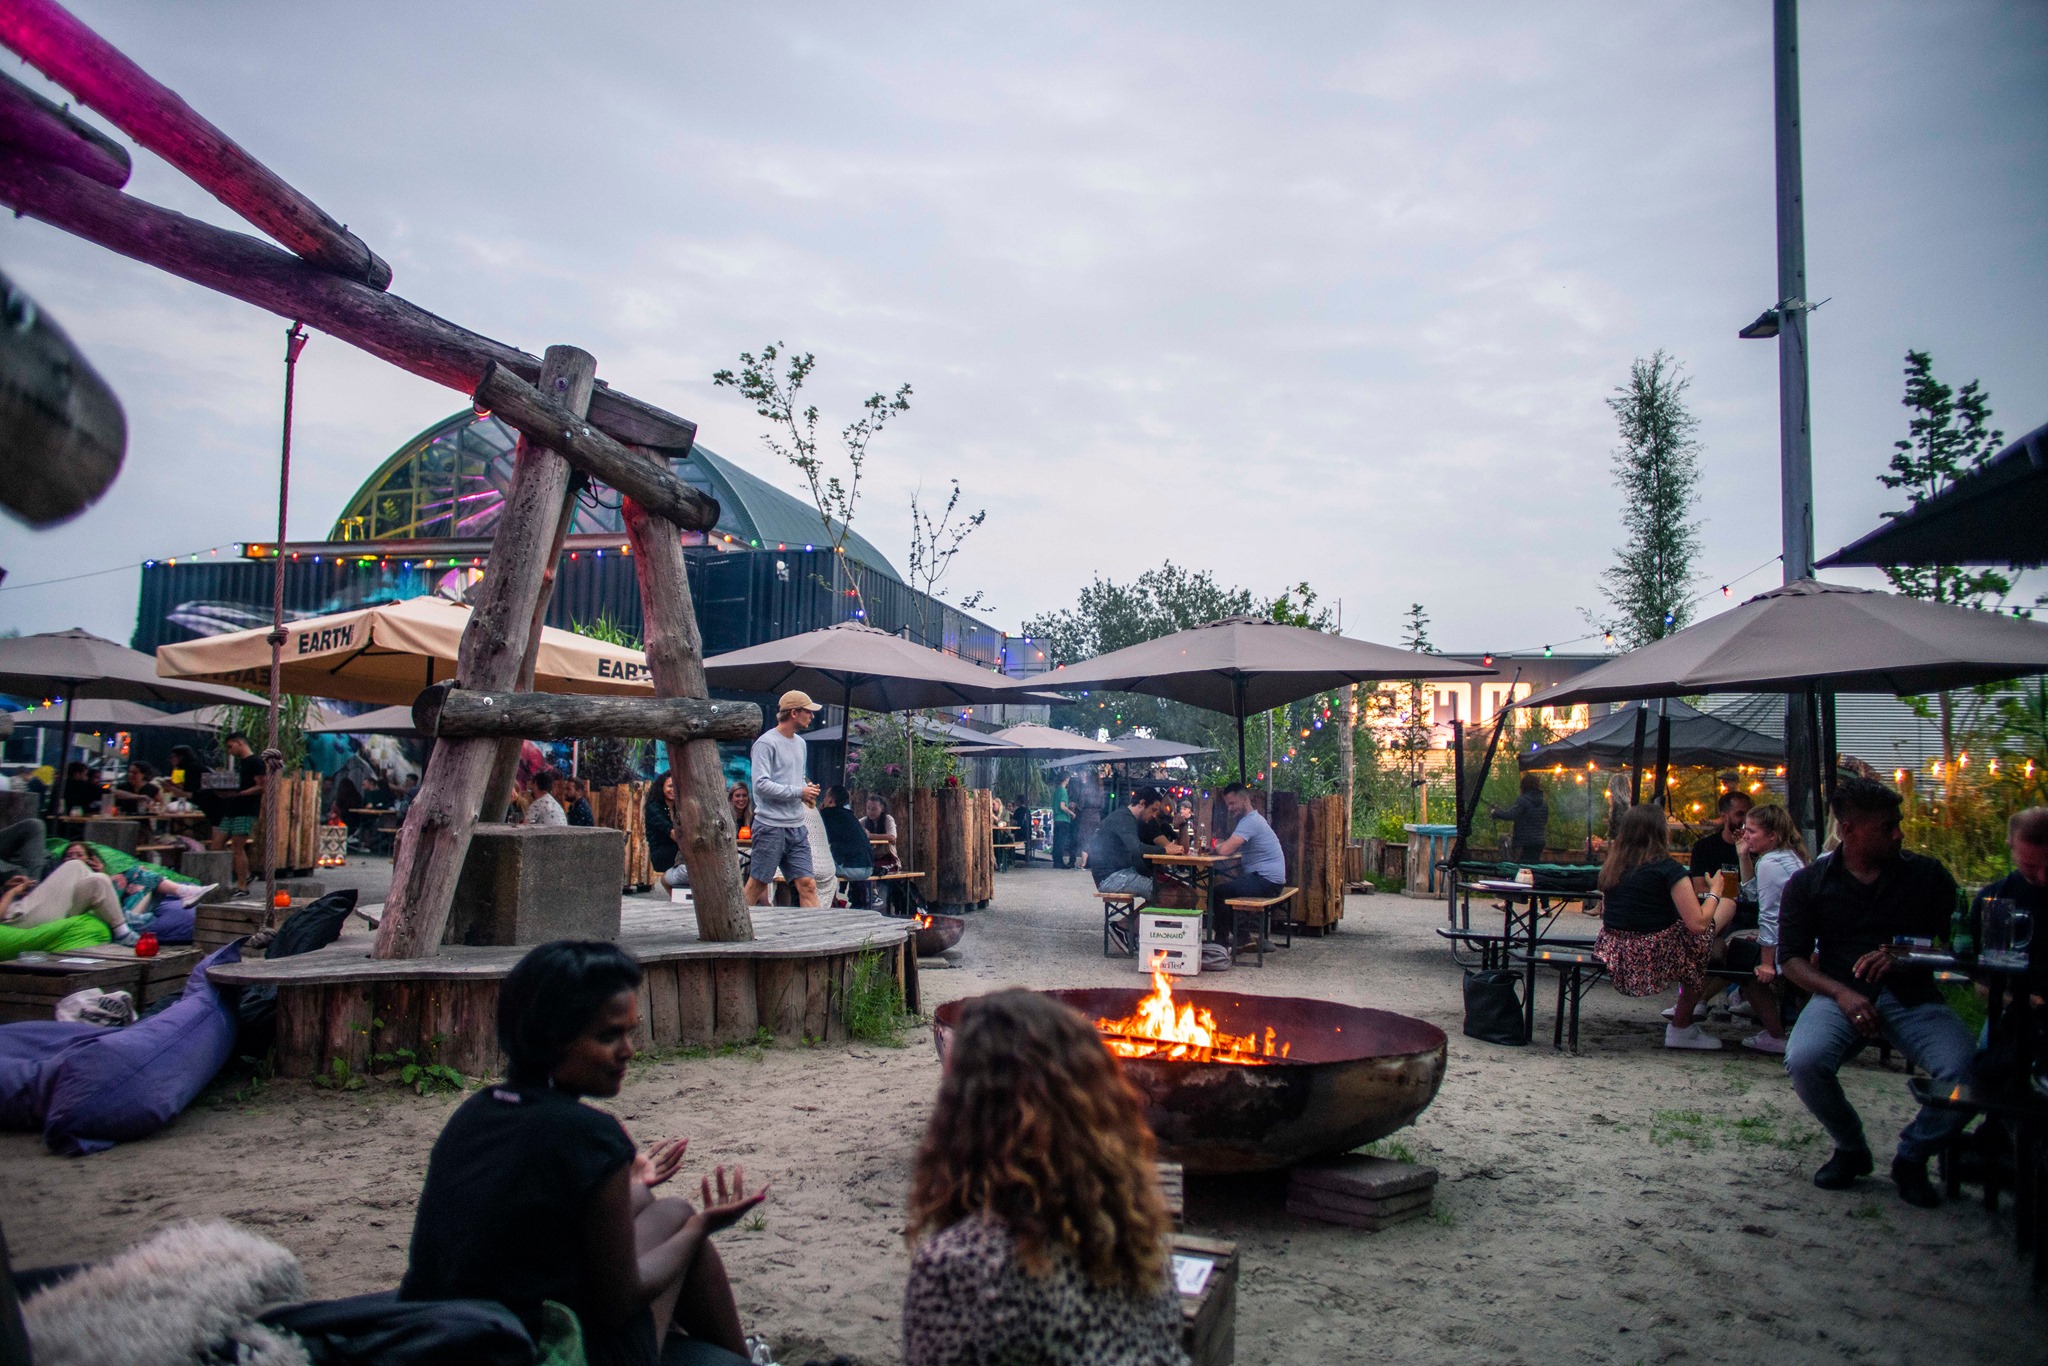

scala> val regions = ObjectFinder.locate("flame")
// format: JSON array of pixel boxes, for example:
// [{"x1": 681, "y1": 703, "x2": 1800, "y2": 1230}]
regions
[
  {"x1": 1094, "y1": 954, "x2": 1292, "y2": 1065},
  {"x1": 913, "y1": 911, "x2": 933, "y2": 930}
]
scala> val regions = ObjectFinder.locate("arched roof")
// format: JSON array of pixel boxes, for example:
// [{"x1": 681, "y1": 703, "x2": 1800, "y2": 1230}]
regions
[{"x1": 330, "y1": 411, "x2": 901, "y2": 580}]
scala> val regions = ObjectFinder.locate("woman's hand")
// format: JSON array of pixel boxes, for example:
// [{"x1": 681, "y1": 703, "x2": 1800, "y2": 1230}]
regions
[
  {"x1": 1754, "y1": 963, "x2": 1776, "y2": 985},
  {"x1": 634, "y1": 1136, "x2": 687, "y2": 1189},
  {"x1": 689, "y1": 1165, "x2": 769, "y2": 1236}
]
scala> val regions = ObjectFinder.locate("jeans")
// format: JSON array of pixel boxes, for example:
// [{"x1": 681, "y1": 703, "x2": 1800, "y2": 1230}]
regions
[
  {"x1": 838, "y1": 865, "x2": 873, "y2": 907},
  {"x1": 1095, "y1": 868, "x2": 1154, "y2": 901},
  {"x1": 0, "y1": 819, "x2": 47, "y2": 880},
  {"x1": 1784, "y1": 990, "x2": 1976, "y2": 1162},
  {"x1": 1210, "y1": 871, "x2": 1282, "y2": 945},
  {"x1": 1052, "y1": 823, "x2": 1076, "y2": 869}
]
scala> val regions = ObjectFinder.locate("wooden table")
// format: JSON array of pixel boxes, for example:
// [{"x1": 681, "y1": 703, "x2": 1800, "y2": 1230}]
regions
[
  {"x1": 1145, "y1": 852, "x2": 1229, "y2": 936},
  {"x1": 1456, "y1": 880, "x2": 1602, "y2": 1044}
]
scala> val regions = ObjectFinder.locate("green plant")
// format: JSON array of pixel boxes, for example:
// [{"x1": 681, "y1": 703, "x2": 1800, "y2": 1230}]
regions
[
  {"x1": 741, "y1": 1211, "x2": 768, "y2": 1233},
  {"x1": 1429, "y1": 1204, "x2": 1457, "y2": 1228},
  {"x1": 214, "y1": 694, "x2": 312, "y2": 775},
  {"x1": 312, "y1": 1056, "x2": 365, "y2": 1091},
  {"x1": 1592, "y1": 350, "x2": 1704, "y2": 649},
  {"x1": 571, "y1": 613, "x2": 649, "y2": 785},
  {"x1": 1361, "y1": 1138, "x2": 1418, "y2": 1165},
  {"x1": 838, "y1": 945, "x2": 913, "y2": 1045}
]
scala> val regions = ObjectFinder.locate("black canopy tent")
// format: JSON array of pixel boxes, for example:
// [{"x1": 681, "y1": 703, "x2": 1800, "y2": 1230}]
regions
[{"x1": 1518, "y1": 697, "x2": 1782, "y2": 772}]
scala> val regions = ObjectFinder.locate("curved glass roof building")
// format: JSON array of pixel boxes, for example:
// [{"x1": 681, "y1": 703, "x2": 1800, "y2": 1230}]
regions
[{"x1": 329, "y1": 410, "x2": 902, "y2": 581}]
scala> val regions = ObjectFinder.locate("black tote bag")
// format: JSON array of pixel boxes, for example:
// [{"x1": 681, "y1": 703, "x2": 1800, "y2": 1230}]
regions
[{"x1": 1462, "y1": 969, "x2": 1528, "y2": 1046}]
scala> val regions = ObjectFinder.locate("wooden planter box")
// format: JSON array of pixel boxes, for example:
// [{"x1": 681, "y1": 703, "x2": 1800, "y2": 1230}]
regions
[
  {"x1": 0, "y1": 944, "x2": 202, "y2": 1023},
  {"x1": 909, "y1": 787, "x2": 993, "y2": 908},
  {"x1": 592, "y1": 779, "x2": 653, "y2": 890},
  {"x1": 257, "y1": 771, "x2": 321, "y2": 875}
]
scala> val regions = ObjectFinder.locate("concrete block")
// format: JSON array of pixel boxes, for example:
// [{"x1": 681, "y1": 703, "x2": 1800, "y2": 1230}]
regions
[
  {"x1": 78, "y1": 818, "x2": 138, "y2": 855},
  {"x1": 0, "y1": 792, "x2": 39, "y2": 828},
  {"x1": 446, "y1": 824, "x2": 624, "y2": 947},
  {"x1": 181, "y1": 850, "x2": 234, "y2": 900}
]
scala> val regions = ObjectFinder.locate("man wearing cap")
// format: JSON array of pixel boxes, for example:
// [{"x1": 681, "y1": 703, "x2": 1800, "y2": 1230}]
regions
[{"x1": 746, "y1": 690, "x2": 822, "y2": 908}]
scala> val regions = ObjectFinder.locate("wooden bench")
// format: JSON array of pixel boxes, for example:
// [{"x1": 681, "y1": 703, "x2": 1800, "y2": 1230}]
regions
[
  {"x1": 1510, "y1": 946, "x2": 1606, "y2": 1054},
  {"x1": 1095, "y1": 890, "x2": 1138, "y2": 958},
  {"x1": 993, "y1": 840, "x2": 1026, "y2": 872},
  {"x1": 0, "y1": 944, "x2": 202, "y2": 1023},
  {"x1": 1222, "y1": 886, "x2": 1296, "y2": 967}
]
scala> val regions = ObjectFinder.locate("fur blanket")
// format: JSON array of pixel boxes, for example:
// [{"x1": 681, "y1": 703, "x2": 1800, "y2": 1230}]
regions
[{"x1": 23, "y1": 1219, "x2": 311, "y2": 1366}]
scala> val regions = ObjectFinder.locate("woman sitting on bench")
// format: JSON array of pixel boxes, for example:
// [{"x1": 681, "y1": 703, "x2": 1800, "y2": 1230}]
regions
[
  {"x1": 903, "y1": 990, "x2": 1185, "y2": 1366},
  {"x1": 1593, "y1": 806, "x2": 1737, "y2": 1051},
  {"x1": 1725, "y1": 802, "x2": 1807, "y2": 1055},
  {"x1": 401, "y1": 941, "x2": 768, "y2": 1365}
]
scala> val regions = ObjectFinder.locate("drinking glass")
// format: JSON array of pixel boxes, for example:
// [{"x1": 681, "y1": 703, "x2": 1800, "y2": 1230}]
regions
[{"x1": 1981, "y1": 898, "x2": 2031, "y2": 969}]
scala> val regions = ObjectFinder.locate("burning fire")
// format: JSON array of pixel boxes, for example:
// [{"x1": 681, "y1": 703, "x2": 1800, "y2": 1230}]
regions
[
  {"x1": 1095, "y1": 954, "x2": 1292, "y2": 1066},
  {"x1": 913, "y1": 911, "x2": 934, "y2": 930}
]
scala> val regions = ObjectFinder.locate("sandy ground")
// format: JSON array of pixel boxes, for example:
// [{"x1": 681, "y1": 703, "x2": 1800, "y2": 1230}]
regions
[{"x1": 4, "y1": 858, "x2": 2045, "y2": 1365}]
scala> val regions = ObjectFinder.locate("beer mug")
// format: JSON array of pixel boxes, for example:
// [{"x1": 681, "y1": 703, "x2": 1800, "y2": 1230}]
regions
[{"x1": 1981, "y1": 898, "x2": 2034, "y2": 969}]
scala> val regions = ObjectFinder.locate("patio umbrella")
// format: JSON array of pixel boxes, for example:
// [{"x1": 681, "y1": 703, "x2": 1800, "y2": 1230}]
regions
[
  {"x1": 983, "y1": 724, "x2": 1123, "y2": 757},
  {"x1": 1517, "y1": 697, "x2": 1782, "y2": 771},
  {"x1": 168, "y1": 701, "x2": 351, "y2": 731},
  {"x1": 1514, "y1": 579, "x2": 2048, "y2": 708},
  {"x1": 5, "y1": 699, "x2": 214, "y2": 731},
  {"x1": 1043, "y1": 734, "x2": 1220, "y2": 769},
  {"x1": 155, "y1": 594, "x2": 655, "y2": 707},
  {"x1": 1818, "y1": 419, "x2": 2048, "y2": 570},
  {"x1": 1010, "y1": 615, "x2": 1493, "y2": 777},
  {"x1": 304, "y1": 704, "x2": 420, "y2": 735},
  {"x1": 0, "y1": 629, "x2": 257, "y2": 814}
]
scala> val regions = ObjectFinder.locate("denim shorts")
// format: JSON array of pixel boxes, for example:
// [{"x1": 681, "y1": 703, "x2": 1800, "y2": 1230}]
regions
[{"x1": 749, "y1": 823, "x2": 813, "y2": 882}]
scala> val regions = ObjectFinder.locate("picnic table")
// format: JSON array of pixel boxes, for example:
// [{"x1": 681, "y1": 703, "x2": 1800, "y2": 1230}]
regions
[
  {"x1": 1145, "y1": 851, "x2": 1229, "y2": 938},
  {"x1": 1455, "y1": 880, "x2": 1603, "y2": 1045}
]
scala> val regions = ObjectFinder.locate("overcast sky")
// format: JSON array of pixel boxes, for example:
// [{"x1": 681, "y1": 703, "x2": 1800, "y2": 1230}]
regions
[{"x1": 2, "y1": 1, "x2": 2043, "y2": 656}]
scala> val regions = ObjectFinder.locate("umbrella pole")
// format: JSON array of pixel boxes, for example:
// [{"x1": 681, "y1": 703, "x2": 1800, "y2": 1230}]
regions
[
  {"x1": 1652, "y1": 701, "x2": 1672, "y2": 808},
  {"x1": 1235, "y1": 715, "x2": 1247, "y2": 785},
  {"x1": 264, "y1": 323, "x2": 308, "y2": 919},
  {"x1": 1628, "y1": 707, "x2": 1647, "y2": 806},
  {"x1": 49, "y1": 691, "x2": 76, "y2": 818},
  {"x1": 839, "y1": 679, "x2": 854, "y2": 788}
]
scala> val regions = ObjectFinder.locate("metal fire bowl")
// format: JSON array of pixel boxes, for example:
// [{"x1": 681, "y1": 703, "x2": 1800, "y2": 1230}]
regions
[
  {"x1": 932, "y1": 987, "x2": 1448, "y2": 1174},
  {"x1": 914, "y1": 913, "x2": 966, "y2": 956}
]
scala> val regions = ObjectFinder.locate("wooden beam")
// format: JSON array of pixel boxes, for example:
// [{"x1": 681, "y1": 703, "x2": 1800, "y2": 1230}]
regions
[
  {"x1": 0, "y1": 266, "x2": 124, "y2": 527},
  {"x1": 374, "y1": 346, "x2": 598, "y2": 960},
  {"x1": 623, "y1": 494, "x2": 754, "y2": 942},
  {"x1": 479, "y1": 466, "x2": 585, "y2": 824},
  {"x1": 0, "y1": 69, "x2": 128, "y2": 188},
  {"x1": 0, "y1": 152, "x2": 698, "y2": 453},
  {"x1": 414, "y1": 683, "x2": 760, "y2": 744},
  {"x1": 474, "y1": 362, "x2": 720, "y2": 532},
  {"x1": 0, "y1": 0, "x2": 389, "y2": 287}
]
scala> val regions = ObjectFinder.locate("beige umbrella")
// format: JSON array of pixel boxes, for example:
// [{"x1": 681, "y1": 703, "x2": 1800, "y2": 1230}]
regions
[{"x1": 156, "y1": 595, "x2": 653, "y2": 707}]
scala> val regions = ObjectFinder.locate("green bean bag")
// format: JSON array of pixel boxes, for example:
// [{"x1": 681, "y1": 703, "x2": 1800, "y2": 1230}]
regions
[
  {"x1": 41, "y1": 839, "x2": 199, "y2": 887},
  {"x1": 0, "y1": 914, "x2": 114, "y2": 961}
]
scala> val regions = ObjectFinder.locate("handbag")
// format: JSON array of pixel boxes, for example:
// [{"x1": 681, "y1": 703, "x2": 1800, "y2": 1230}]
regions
[{"x1": 1462, "y1": 969, "x2": 1528, "y2": 1046}]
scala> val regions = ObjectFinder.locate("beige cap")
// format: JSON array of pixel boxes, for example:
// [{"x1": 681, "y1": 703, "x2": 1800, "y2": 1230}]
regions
[{"x1": 778, "y1": 689, "x2": 820, "y2": 713}]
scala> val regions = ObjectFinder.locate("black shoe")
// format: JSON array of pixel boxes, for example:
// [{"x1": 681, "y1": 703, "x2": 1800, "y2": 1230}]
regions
[
  {"x1": 1891, "y1": 1156, "x2": 1941, "y2": 1208},
  {"x1": 1813, "y1": 1147, "x2": 1874, "y2": 1190}
]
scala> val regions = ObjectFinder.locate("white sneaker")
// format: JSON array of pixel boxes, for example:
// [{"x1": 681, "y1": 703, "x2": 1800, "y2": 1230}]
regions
[
  {"x1": 1742, "y1": 1030, "x2": 1787, "y2": 1055},
  {"x1": 174, "y1": 882, "x2": 217, "y2": 904},
  {"x1": 1661, "y1": 1002, "x2": 1679, "y2": 1020},
  {"x1": 1664, "y1": 1022, "x2": 1723, "y2": 1050}
]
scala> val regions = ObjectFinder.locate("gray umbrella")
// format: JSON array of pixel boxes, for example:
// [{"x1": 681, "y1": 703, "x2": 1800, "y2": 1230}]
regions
[
  {"x1": 1819, "y1": 419, "x2": 2048, "y2": 570},
  {"x1": 0, "y1": 629, "x2": 255, "y2": 813},
  {"x1": 1008, "y1": 615, "x2": 1492, "y2": 776},
  {"x1": 1515, "y1": 579, "x2": 2048, "y2": 708},
  {"x1": 5, "y1": 699, "x2": 214, "y2": 731},
  {"x1": 1044, "y1": 734, "x2": 1220, "y2": 769}
]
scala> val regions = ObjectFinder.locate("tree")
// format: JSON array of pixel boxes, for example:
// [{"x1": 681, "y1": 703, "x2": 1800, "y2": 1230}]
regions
[
  {"x1": 1881, "y1": 349, "x2": 2011, "y2": 770},
  {"x1": 1393, "y1": 604, "x2": 1435, "y2": 812},
  {"x1": 1595, "y1": 351, "x2": 1704, "y2": 649}
]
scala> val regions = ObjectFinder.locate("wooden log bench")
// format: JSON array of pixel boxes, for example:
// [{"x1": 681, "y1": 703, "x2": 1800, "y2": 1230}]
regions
[
  {"x1": 1222, "y1": 887, "x2": 1297, "y2": 967},
  {"x1": 206, "y1": 905, "x2": 914, "y2": 1078}
]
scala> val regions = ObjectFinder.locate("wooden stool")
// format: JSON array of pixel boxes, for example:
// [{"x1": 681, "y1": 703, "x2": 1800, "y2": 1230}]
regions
[
  {"x1": 1222, "y1": 886, "x2": 1297, "y2": 967},
  {"x1": 1096, "y1": 891, "x2": 1137, "y2": 957}
]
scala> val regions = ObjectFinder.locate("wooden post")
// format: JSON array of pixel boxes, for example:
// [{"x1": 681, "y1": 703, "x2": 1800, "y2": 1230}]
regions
[
  {"x1": 621, "y1": 495, "x2": 753, "y2": 942},
  {"x1": 372, "y1": 346, "x2": 597, "y2": 959},
  {"x1": 481, "y1": 471, "x2": 584, "y2": 823}
]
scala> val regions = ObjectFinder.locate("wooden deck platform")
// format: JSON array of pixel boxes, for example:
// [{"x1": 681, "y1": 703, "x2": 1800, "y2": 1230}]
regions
[{"x1": 209, "y1": 904, "x2": 916, "y2": 1079}]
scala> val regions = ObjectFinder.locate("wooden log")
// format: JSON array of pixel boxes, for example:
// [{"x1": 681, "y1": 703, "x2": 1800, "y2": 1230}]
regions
[
  {"x1": 475, "y1": 362, "x2": 720, "y2": 531},
  {"x1": 711, "y1": 959, "x2": 758, "y2": 1043},
  {"x1": 321, "y1": 983, "x2": 373, "y2": 1079},
  {"x1": 0, "y1": 69, "x2": 128, "y2": 188},
  {"x1": 622, "y1": 496, "x2": 752, "y2": 943},
  {"x1": 415, "y1": 684, "x2": 760, "y2": 744},
  {"x1": 275, "y1": 985, "x2": 324, "y2": 1078},
  {"x1": 801, "y1": 957, "x2": 831, "y2": 1042},
  {"x1": 444, "y1": 981, "x2": 501, "y2": 1077},
  {"x1": 0, "y1": 152, "x2": 696, "y2": 452},
  {"x1": 0, "y1": 0, "x2": 389, "y2": 286},
  {"x1": 756, "y1": 958, "x2": 805, "y2": 1041},
  {"x1": 631, "y1": 980, "x2": 654, "y2": 1052},
  {"x1": 592, "y1": 780, "x2": 651, "y2": 890},
  {"x1": 374, "y1": 345, "x2": 597, "y2": 958},
  {"x1": 0, "y1": 263, "x2": 124, "y2": 528},
  {"x1": 646, "y1": 962, "x2": 682, "y2": 1047},
  {"x1": 370, "y1": 981, "x2": 420, "y2": 1066},
  {"x1": 675, "y1": 960, "x2": 715, "y2": 1046},
  {"x1": 420, "y1": 981, "x2": 461, "y2": 1069}
]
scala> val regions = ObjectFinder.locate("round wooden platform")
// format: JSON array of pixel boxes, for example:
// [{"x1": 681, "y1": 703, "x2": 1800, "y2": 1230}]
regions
[{"x1": 209, "y1": 905, "x2": 915, "y2": 1079}]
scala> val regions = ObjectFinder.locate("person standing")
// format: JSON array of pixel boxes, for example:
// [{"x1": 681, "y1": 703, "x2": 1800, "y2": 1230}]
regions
[
  {"x1": 209, "y1": 732, "x2": 266, "y2": 894},
  {"x1": 1491, "y1": 773, "x2": 1550, "y2": 865},
  {"x1": 1209, "y1": 782, "x2": 1287, "y2": 953},
  {"x1": 1051, "y1": 774, "x2": 1078, "y2": 869},
  {"x1": 745, "y1": 692, "x2": 820, "y2": 909},
  {"x1": 526, "y1": 769, "x2": 568, "y2": 827},
  {"x1": 1779, "y1": 776, "x2": 1975, "y2": 1207}
]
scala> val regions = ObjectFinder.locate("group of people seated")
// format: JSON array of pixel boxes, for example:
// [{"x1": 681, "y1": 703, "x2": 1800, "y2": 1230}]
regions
[
  {"x1": 398, "y1": 940, "x2": 1189, "y2": 1365},
  {"x1": 0, "y1": 836, "x2": 212, "y2": 956},
  {"x1": 1593, "y1": 772, "x2": 2043, "y2": 1209},
  {"x1": 1086, "y1": 782, "x2": 1286, "y2": 956}
]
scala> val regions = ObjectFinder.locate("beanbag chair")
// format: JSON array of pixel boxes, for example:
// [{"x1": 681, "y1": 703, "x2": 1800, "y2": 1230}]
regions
[
  {"x1": 0, "y1": 1019, "x2": 110, "y2": 1130},
  {"x1": 39, "y1": 838, "x2": 200, "y2": 889},
  {"x1": 38, "y1": 940, "x2": 243, "y2": 1155},
  {"x1": 237, "y1": 891, "x2": 357, "y2": 1055},
  {"x1": 144, "y1": 896, "x2": 197, "y2": 945},
  {"x1": 0, "y1": 914, "x2": 112, "y2": 960}
]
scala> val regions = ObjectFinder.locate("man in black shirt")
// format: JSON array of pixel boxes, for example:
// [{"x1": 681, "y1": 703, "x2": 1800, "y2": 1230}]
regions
[
  {"x1": 1780, "y1": 776, "x2": 1973, "y2": 1207},
  {"x1": 1087, "y1": 786, "x2": 1177, "y2": 901},
  {"x1": 207, "y1": 733, "x2": 268, "y2": 894},
  {"x1": 1687, "y1": 790, "x2": 1753, "y2": 893}
]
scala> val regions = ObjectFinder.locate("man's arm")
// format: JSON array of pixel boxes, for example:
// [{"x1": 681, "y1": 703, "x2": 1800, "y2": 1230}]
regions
[
  {"x1": 1777, "y1": 863, "x2": 1881, "y2": 1036},
  {"x1": 748, "y1": 740, "x2": 806, "y2": 802}
]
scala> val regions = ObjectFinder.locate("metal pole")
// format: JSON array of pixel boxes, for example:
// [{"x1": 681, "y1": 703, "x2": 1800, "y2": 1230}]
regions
[
  {"x1": 1773, "y1": 0, "x2": 1822, "y2": 850},
  {"x1": 264, "y1": 322, "x2": 308, "y2": 919}
]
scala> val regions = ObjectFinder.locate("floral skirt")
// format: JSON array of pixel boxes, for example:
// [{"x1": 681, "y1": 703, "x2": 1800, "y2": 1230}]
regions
[{"x1": 1595, "y1": 922, "x2": 1712, "y2": 998}]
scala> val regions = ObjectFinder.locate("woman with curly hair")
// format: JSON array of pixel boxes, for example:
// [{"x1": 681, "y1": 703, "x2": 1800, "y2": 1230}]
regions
[
  {"x1": 903, "y1": 989, "x2": 1186, "y2": 1366},
  {"x1": 1594, "y1": 804, "x2": 1736, "y2": 1050}
]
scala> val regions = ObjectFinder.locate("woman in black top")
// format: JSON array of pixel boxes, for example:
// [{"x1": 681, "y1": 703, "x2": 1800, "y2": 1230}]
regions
[
  {"x1": 401, "y1": 941, "x2": 766, "y2": 1365},
  {"x1": 1491, "y1": 773, "x2": 1549, "y2": 864},
  {"x1": 1593, "y1": 806, "x2": 1736, "y2": 1050}
]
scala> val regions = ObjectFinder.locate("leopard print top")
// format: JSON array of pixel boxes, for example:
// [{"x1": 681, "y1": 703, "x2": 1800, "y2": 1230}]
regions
[{"x1": 902, "y1": 1216, "x2": 1187, "y2": 1366}]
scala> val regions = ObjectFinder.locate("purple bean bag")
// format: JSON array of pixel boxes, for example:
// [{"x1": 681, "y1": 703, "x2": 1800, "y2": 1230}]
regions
[
  {"x1": 0, "y1": 1019, "x2": 111, "y2": 1130},
  {"x1": 146, "y1": 896, "x2": 196, "y2": 945},
  {"x1": 37, "y1": 941, "x2": 243, "y2": 1155}
]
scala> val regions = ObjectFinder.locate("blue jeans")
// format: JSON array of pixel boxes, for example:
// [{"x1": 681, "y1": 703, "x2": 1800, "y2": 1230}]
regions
[
  {"x1": 1784, "y1": 990, "x2": 1976, "y2": 1162},
  {"x1": 1095, "y1": 868, "x2": 1154, "y2": 901}
]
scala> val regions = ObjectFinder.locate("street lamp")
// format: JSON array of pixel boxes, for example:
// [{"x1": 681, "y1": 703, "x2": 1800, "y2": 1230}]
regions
[{"x1": 1738, "y1": 307, "x2": 1780, "y2": 340}]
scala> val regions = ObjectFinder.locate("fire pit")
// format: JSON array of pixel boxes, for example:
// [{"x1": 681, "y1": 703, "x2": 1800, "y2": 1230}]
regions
[
  {"x1": 932, "y1": 968, "x2": 1447, "y2": 1174},
  {"x1": 912, "y1": 910, "x2": 965, "y2": 957}
]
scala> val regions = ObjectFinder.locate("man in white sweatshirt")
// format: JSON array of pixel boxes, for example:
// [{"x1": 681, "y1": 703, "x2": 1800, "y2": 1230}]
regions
[{"x1": 745, "y1": 690, "x2": 821, "y2": 908}]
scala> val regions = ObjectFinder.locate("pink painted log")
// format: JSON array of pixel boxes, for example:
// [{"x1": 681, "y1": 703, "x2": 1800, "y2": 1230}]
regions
[
  {"x1": 0, "y1": 0, "x2": 389, "y2": 287},
  {"x1": 0, "y1": 152, "x2": 697, "y2": 452},
  {"x1": 0, "y1": 69, "x2": 128, "y2": 188}
]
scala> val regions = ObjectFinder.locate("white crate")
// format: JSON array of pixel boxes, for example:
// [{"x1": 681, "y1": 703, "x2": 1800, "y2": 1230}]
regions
[
  {"x1": 1138, "y1": 911, "x2": 1201, "y2": 944},
  {"x1": 1137, "y1": 942, "x2": 1201, "y2": 977}
]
